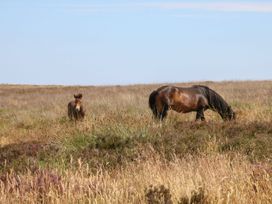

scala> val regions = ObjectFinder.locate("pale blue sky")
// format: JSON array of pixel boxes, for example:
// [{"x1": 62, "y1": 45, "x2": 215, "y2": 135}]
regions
[{"x1": 1, "y1": 1, "x2": 272, "y2": 85}]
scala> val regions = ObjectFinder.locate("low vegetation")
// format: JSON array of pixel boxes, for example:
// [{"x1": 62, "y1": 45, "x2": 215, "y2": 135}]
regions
[{"x1": 0, "y1": 81, "x2": 272, "y2": 203}]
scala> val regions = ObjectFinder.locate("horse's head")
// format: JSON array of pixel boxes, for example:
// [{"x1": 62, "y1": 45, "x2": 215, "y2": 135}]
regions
[{"x1": 224, "y1": 106, "x2": 236, "y2": 121}]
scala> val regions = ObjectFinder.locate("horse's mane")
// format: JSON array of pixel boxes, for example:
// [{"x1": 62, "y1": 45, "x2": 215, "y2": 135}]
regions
[{"x1": 193, "y1": 85, "x2": 230, "y2": 117}]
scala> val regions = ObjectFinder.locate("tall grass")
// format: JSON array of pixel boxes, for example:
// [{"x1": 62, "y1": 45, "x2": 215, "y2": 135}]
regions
[{"x1": 0, "y1": 154, "x2": 271, "y2": 204}]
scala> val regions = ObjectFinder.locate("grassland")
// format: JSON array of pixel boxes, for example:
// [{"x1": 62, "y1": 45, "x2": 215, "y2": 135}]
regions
[{"x1": 0, "y1": 81, "x2": 272, "y2": 203}]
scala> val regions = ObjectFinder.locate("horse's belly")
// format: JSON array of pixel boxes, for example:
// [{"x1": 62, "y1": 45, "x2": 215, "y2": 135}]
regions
[
  {"x1": 171, "y1": 103, "x2": 196, "y2": 113},
  {"x1": 169, "y1": 91, "x2": 199, "y2": 113}
]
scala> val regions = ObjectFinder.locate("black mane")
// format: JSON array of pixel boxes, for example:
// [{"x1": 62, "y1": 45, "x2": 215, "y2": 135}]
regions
[{"x1": 193, "y1": 85, "x2": 235, "y2": 120}]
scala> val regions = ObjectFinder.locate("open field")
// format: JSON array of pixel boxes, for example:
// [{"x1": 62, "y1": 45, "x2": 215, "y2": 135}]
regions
[{"x1": 0, "y1": 81, "x2": 272, "y2": 203}]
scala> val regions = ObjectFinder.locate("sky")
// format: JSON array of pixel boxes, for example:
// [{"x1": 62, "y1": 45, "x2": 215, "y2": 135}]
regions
[{"x1": 1, "y1": 0, "x2": 272, "y2": 85}]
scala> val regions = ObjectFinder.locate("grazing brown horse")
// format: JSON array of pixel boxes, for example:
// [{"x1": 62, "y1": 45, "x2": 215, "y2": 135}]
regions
[
  {"x1": 149, "y1": 85, "x2": 235, "y2": 121},
  {"x1": 68, "y1": 93, "x2": 85, "y2": 121}
]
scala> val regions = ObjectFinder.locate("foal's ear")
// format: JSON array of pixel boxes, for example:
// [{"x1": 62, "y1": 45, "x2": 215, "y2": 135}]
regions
[{"x1": 74, "y1": 93, "x2": 83, "y2": 99}]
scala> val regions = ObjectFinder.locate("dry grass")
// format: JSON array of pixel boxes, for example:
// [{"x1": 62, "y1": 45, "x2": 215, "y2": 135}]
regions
[
  {"x1": 0, "y1": 154, "x2": 271, "y2": 204},
  {"x1": 0, "y1": 81, "x2": 272, "y2": 203}
]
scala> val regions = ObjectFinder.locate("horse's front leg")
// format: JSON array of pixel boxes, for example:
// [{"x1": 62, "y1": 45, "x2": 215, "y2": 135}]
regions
[{"x1": 196, "y1": 108, "x2": 205, "y2": 121}]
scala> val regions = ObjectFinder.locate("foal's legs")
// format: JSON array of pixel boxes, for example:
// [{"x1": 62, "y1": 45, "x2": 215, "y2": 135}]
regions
[{"x1": 196, "y1": 108, "x2": 205, "y2": 121}]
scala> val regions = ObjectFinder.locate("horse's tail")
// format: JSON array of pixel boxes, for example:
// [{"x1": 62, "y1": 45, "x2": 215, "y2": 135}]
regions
[
  {"x1": 149, "y1": 90, "x2": 159, "y2": 118},
  {"x1": 194, "y1": 85, "x2": 233, "y2": 120}
]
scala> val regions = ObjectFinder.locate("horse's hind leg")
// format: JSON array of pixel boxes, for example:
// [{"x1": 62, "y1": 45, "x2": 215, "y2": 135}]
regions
[
  {"x1": 155, "y1": 100, "x2": 168, "y2": 121},
  {"x1": 159, "y1": 105, "x2": 169, "y2": 121},
  {"x1": 196, "y1": 109, "x2": 205, "y2": 121}
]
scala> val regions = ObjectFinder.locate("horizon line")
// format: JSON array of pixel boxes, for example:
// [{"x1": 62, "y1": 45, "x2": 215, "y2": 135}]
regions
[{"x1": 1, "y1": 79, "x2": 272, "y2": 87}]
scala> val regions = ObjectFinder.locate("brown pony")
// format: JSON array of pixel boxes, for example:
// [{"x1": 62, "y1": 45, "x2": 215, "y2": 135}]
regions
[
  {"x1": 68, "y1": 93, "x2": 85, "y2": 121},
  {"x1": 149, "y1": 85, "x2": 235, "y2": 121}
]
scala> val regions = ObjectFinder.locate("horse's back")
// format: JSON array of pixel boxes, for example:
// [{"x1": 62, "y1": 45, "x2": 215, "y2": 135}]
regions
[{"x1": 154, "y1": 85, "x2": 208, "y2": 112}]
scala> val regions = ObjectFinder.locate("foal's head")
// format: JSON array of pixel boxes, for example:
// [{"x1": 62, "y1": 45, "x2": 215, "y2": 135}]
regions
[{"x1": 74, "y1": 93, "x2": 83, "y2": 111}]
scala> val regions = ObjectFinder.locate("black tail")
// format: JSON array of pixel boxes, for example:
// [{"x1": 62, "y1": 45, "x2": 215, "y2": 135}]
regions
[
  {"x1": 149, "y1": 90, "x2": 169, "y2": 120},
  {"x1": 149, "y1": 90, "x2": 159, "y2": 118},
  {"x1": 194, "y1": 85, "x2": 235, "y2": 120}
]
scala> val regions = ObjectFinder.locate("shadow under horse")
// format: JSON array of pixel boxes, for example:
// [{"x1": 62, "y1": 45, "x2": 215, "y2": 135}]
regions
[
  {"x1": 68, "y1": 93, "x2": 85, "y2": 121},
  {"x1": 149, "y1": 85, "x2": 236, "y2": 121}
]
